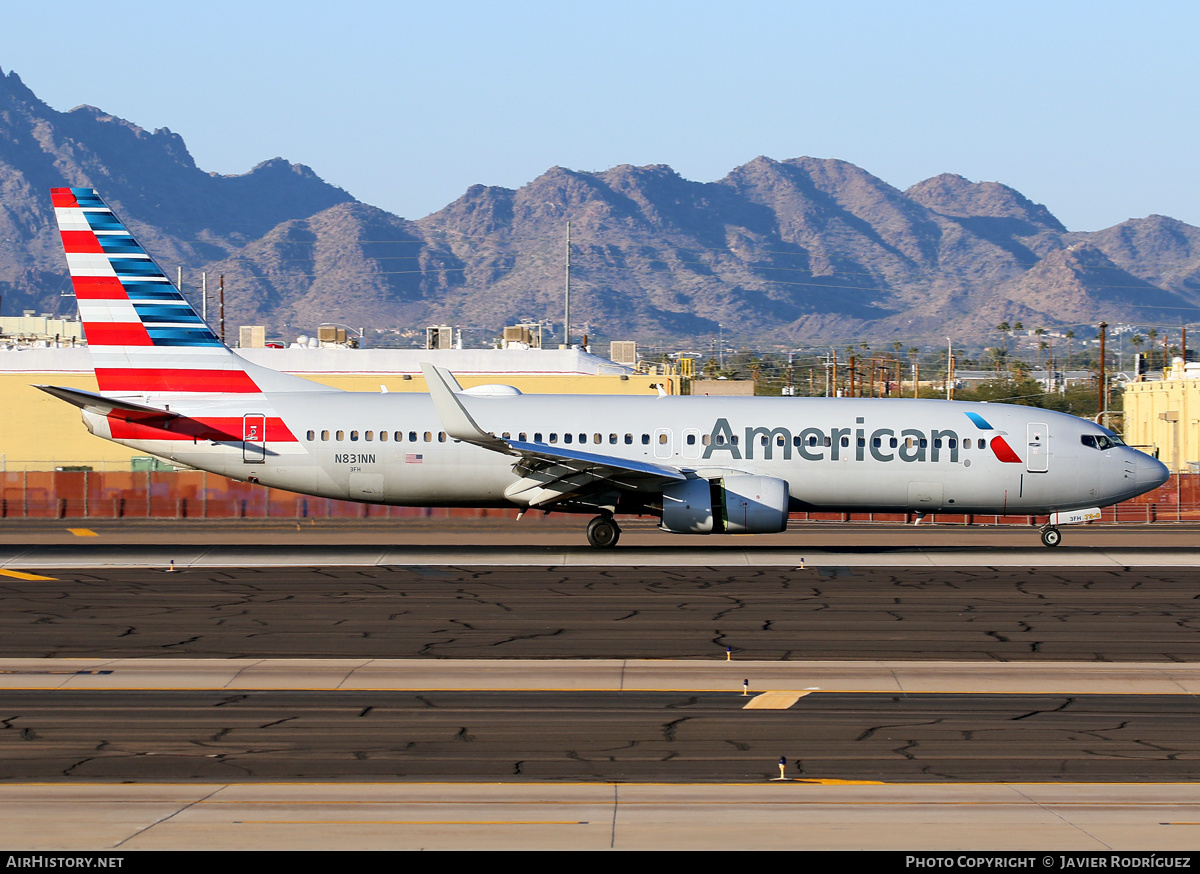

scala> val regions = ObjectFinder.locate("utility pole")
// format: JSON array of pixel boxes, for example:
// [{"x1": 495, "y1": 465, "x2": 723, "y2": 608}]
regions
[
  {"x1": 201, "y1": 272, "x2": 207, "y2": 325},
  {"x1": 945, "y1": 338, "x2": 955, "y2": 400},
  {"x1": 219, "y1": 275, "x2": 225, "y2": 346},
  {"x1": 563, "y1": 221, "x2": 571, "y2": 347},
  {"x1": 1098, "y1": 321, "x2": 1107, "y2": 420}
]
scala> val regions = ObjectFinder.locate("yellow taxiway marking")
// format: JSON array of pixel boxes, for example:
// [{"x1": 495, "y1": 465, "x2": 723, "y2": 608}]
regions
[
  {"x1": 235, "y1": 820, "x2": 586, "y2": 825},
  {"x1": 793, "y1": 779, "x2": 885, "y2": 785},
  {"x1": 0, "y1": 570, "x2": 57, "y2": 581},
  {"x1": 744, "y1": 690, "x2": 811, "y2": 709},
  {"x1": 67, "y1": 528, "x2": 97, "y2": 537}
]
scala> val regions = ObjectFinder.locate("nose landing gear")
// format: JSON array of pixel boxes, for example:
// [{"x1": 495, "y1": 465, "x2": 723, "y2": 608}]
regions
[
  {"x1": 586, "y1": 514, "x2": 621, "y2": 548},
  {"x1": 1040, "y1": 525, "x2": 1062, "y2": 547}
]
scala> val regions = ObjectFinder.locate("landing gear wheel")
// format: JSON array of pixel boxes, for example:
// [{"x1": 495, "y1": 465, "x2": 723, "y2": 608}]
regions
[
  {"x1": 1040, "y1": 526, "x2": 1062, "y2": 548},
  {"x1": 586, "y1": 515, "x2": 621, "y2": 549}
]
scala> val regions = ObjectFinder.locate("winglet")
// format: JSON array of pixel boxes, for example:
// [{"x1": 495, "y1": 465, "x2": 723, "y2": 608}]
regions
[{"x1": 420, "y1": 363, "x2": 510, "y2": 452}]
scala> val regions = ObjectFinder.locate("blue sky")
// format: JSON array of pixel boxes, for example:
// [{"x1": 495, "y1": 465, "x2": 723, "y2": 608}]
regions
[{"x1": 4, "y1": 1, "x2": 1197, "y2": 230}]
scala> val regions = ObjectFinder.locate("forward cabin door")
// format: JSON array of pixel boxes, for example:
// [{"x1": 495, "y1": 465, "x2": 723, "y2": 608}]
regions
[
  {"x1": 1026, "y1": 422, "x2": 1048, "y2": 472},
  {"x1": 243, "y1": 414, "x2": 267, "y2": 464}
]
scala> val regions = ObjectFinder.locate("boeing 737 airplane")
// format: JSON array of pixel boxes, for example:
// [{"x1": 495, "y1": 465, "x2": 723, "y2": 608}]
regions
[{"x1": 40, "y1": 187, "x2": 1170, "y2": 547}]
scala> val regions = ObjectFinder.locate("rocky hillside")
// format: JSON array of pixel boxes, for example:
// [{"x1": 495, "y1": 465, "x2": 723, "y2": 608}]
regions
[{"x1": 2, "y1": 66, "x2": 1198, "y2": 346}]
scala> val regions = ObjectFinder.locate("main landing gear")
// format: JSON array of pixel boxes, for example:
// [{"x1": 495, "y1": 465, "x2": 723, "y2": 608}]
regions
[
  {"x1": 1040, "y1": 525, "x2": 1062, "y2": 548},
  {"x1": 586, "y1": 514, "x2": 621, "y2": 549}
]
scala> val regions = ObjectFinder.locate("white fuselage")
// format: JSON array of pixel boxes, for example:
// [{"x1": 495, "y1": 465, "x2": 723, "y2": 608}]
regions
[{"x1": 81, "y1": 391, "x2": 1166, "y2": 517}]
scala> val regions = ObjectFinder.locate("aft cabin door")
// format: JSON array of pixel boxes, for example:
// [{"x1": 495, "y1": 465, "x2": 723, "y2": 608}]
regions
[
  {"x1": 1027, "y1": 422, "x2": 1048, "y2": 472},
  {"x1": 242, "y1": 414, "x2": 266, "y2": 464}
]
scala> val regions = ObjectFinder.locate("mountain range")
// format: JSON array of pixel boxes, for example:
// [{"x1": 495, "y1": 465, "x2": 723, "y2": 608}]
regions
[{"x1": 2, "y1": 66, "x2": 1199, "y2": 348}]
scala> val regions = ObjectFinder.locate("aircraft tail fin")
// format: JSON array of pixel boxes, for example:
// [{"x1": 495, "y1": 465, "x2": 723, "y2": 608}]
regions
[{"x1": 50, "y1": 187, "x2": 314, "y2": 395}]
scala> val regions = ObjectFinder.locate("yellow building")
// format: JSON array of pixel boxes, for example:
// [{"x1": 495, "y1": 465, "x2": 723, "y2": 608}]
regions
[
  {"x1": 1122, "y1": 361, "x2": 1200, "y2": 472},
  {"x1": 0, "y1": 346, "x2": 666, "y2": 471}
]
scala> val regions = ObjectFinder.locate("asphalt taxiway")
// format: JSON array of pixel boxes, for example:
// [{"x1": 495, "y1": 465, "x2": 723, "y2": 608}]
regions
[{"x1": 2, "y1": 520, "x2": 1199, "y2": 850}]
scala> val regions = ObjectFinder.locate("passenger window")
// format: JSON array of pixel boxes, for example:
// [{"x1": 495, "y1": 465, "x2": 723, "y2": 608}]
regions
[
  {"x1": 502, "y1": 432, "x2": 511, "y2": 440},
  {"x1": 731, "y1": 436, "x2": 739, "y2": 445},
  {"x1": 306, "y1": 430, "x2": 314, "y2": 441},
  {"x1": 890, "y1": 437, "x2": 897, "y2": 448},
  {"x1": 379, "y1": 431, "x2": 387, "y2": 442},
  {"x1": 534, "y1": 432, "x2": 543, "y2": 442},
  {"x1": 777, "y1": 435, "x2": 786, "y2": 446},
  {"x1": 823, "y1": 436, "x2": 831, "y2": 447},
  {"x1": 438, "y1": 432, "x2": 446, "y2": 442},
  {"x1": 933, "y1": 439, "x2": 941, "y2": 449},
  {"x1": 519, "y1": 432, "x2": 527, "y2": 441},
  {"x1": 408, "y1": 431, "x2": 417, "y2": 442},
  {"x1": 642, "y1": 434, "x2": 650, "y2": 445},
  {"x1": 687, "y1": 434, "x2": 697, "y2": 445},
  {"x1": 872, "y1": 437, "x2": 881, "y2": 448},
  {"x1": 840, "y1": 436, "x2": 849, "y2": 448},
  {"x1": 564, "y1": 433, "x2": 573, "y2": 444},
  {"x1": 948, "y1": 438, "x2": 957, "y2": 449},
  {"x1": 760, "y1": 435, "x2": 768, "y2": 446},
  {"x1": 350, "y1": 431, "x2": 359, "y2": 442},
  {"x1": 579, "y1": 433, "x2": 586, "y2": 443},
  {"x1": 609, "y1": 434, "x2": 618, "y2": 444},
  {"x1": 978, "y1": 439, "x2": 985, "y2": 449},
  {"x1": 321, "y1": 430, "x2": 330, "y2": 441},
  {"x1": 856, "y1": 437, "x2": 865, "y2": 447},
  {"x1": 625, "y1": 434, "x2": 633, "y2": 444},
  {"x1": 550, "y1": 433, "x2": 558, "y2": 444},
  {"x1": 659, "y1": 433, "x2": 669, "y2": 444},
  {"x1": 365, "y1": 431, "x2": 373, "y2": 441},
  {"x1": 424, "y1": 432, "x2": 432, "y2": 442},
  {"x1": 336, "y1": 430, "x2": 345, "y2": 441},
  {"x1": 595, "y1": 434, "x2": 602, "y2": 444}
]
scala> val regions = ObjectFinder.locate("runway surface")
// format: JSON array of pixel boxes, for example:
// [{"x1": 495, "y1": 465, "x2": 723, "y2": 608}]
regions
[
  {"x1": 2, "y1": 521, "x2": 1199, "y2": 849},
  {"x1": 0, "y1": 565, "x2": 1199, "y2": 660},
  {"x1": 9, "y1": 782, "x2": 1200, "y2": 850},
  {"x1": 2, "y1": 519, "x2": 1200, "y2": 568},
  {"x1": 1, "y1": 688, "x2": 1198, "y2": 783}
]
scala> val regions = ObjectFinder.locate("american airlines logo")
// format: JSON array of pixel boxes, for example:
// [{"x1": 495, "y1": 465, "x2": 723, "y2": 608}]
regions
[{"x1": 701, "y1": 413, "x2": 1022, "y2": 464}]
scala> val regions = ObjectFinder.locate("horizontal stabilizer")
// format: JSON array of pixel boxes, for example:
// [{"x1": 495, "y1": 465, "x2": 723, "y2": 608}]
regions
[{"x1": 35, "y1": 385, "x2": 180, "y2": 421}]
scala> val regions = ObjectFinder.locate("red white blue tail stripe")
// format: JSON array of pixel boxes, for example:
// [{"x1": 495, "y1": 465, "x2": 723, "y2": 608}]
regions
[{"x1": 51, "y1": 187, "x2": 260, "y2": 394}]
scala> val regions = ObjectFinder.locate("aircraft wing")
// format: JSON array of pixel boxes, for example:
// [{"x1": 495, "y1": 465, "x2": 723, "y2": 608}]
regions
[{"x1": 421, "y1": 363, "x2": 686, "y2": 508}]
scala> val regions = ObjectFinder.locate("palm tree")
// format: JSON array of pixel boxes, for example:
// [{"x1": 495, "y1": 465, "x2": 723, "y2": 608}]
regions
[{"x1": 1065, "y1": 330, "x2": 1075, "y2": 370}]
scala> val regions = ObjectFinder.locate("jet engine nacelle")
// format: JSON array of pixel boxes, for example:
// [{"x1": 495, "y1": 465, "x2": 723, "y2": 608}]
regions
[{"x1": 661, "y1": 475, "x2": 789, "y2": 535}]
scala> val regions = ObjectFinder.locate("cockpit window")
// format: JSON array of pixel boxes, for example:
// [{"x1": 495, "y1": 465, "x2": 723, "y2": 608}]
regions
[{"x1": 1082, "y1": 433, "x2": 1125, "y2": 451}]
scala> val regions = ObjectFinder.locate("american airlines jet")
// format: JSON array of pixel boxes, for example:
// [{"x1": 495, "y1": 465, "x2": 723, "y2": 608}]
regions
[{"x1": 40, "y1": 187, "x2": 1169, "y2": 548}]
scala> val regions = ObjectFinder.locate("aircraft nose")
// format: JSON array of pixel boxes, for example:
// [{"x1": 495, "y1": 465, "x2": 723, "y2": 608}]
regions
[{"x1": 1136, "y1": 455, "x2": 1170, "y2": 489}]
